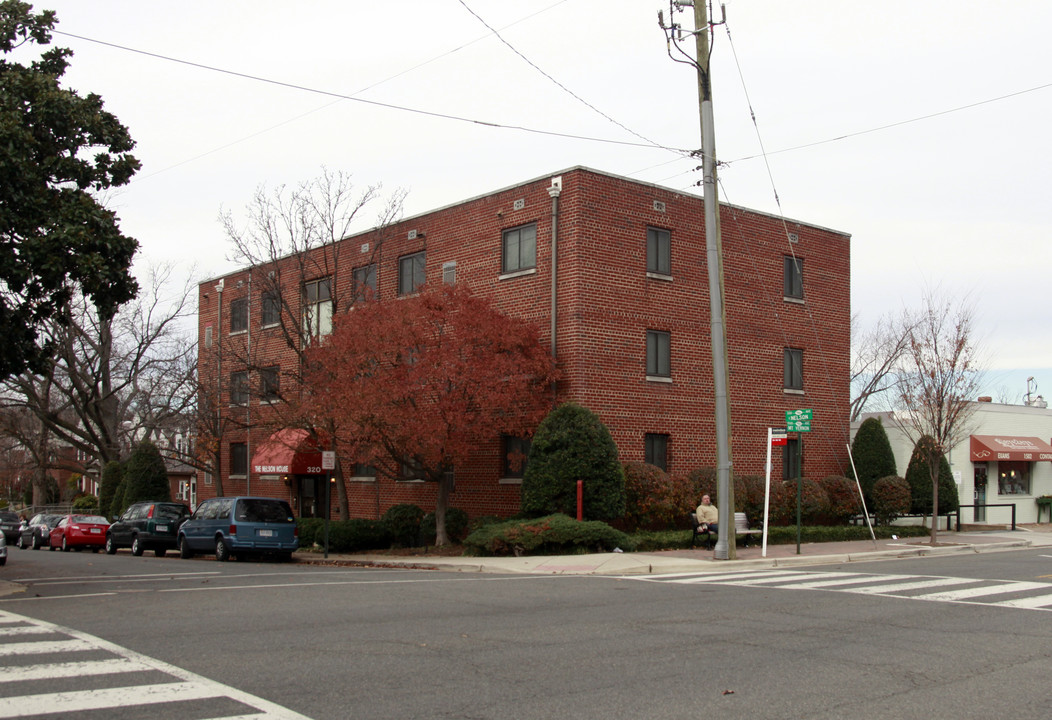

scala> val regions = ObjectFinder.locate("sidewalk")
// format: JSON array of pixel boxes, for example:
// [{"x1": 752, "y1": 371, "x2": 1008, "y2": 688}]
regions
[{"x1": 296, "y1": 525, "x2": 1052, "y2": 577}]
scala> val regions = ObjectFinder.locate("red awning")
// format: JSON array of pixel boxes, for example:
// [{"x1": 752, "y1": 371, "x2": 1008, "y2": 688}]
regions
[
  {"x1": 970, "y1": 435, "x2": 1052, "y2": 462},
  {"x1": 251, "y1": 428, "x2": 324, "y2": 474}
]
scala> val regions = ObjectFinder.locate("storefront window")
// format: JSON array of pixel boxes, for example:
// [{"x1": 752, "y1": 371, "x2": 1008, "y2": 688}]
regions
[{"x1": 997, "y1": 461, "x2": 1031, "y2": 495}]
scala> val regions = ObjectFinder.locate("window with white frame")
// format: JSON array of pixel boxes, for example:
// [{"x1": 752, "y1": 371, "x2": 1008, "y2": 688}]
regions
[
  {"x1": 230, "y1": 442, "x2": 248, "y2": 477},
  {"x1": 783, "y1": 255, "x2": 803, "y2": 300},
  {"x1": 303, "y1": 278, "x2": 332, "y2": 339},
  {"x1": 353, "y1": 264, "x2": 377, "y2": 303},
  {"x1": 502, "y1": 223, "x2": 537, "y2": 274},
  {"x1": 647, "y1": 330, "x2": 671, "y2": 378},
  {"x1": 398, "y1": 252, "x2": 426, "y2": 295},
  {"x1": 261, "y1": 290, "x2": 280, "y2": 326},
  {"x1": 645, "y1": 433, "x2": 669, "y2": 471},
  {"x1": 230, "y1": 371, "x2": 249, "y2": 405},
  {"x1": 230, "y1": 298, "x2": 248, "y2": 333},
  {"x1": 647, "y1": 227, "x2": 671, "y2": 276},
  {"x1": 783, "y1": 348, "x2": 803, "y2": 391},
  {"x1": 502, "y1": 435, "x2": 531, "y2": 479}
]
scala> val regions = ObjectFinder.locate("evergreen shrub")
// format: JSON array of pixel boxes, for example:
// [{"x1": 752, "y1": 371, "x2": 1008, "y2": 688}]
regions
[
  {"x1": 906, "y1": 436, "x2": 960, "y2": 515},
  {"x1": 463, "y1": 514, "x2": 634, "y2": 556},
  {"x1": 382, "y1": 504, "x2": 425, "y2": 547},
  {"x1": 850, "y1": 417, "x2": 898, "y2": 507},
  {"x1": 622, "y1": 462, "x2": 694, "y2": 531},
  {"x1": 420, "y1": 508, "x2": 470, "y2": 544},
  {"x1": 873, "y1": 475, "x2": 911, "y2": 525}
]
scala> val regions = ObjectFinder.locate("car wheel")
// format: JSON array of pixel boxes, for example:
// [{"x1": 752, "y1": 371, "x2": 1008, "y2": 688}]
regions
[
  {"x1": 214, "y1": 537, "x2": 230, "y2": 562},
  {"x1": 179, "y1": 537, "x2": 194, "y2": 559},
  {"x1": 32, "y1": 534, "x2": 41, "y2": 550},
  {"x1": 131, "y1": 536, "x2": 144, "y2": 557},
  {"x1": 48, "y1": 541, "x2": 55, "y2": 551},
  {"x1": 155, "y1": 548, "x2": 167, "y2": 558},
  {"x1": 280, "y1": 552, "x2": 294, "y2": 563},
  {"x1": 105, "y1": 535, "x2": 117, "y2": 555},
  {"x1": 61, "y1": 536, "x2": 70, "y2": 552},
  {"x1": 0, "y1": 557, "x2": 6, "y2": 566}
]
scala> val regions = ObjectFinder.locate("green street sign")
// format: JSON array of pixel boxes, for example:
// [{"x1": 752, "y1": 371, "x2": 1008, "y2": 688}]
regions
[
  {"x1": 786, "y1": 420, "x2": 811, "y2": 433},
  {"x1": 786, "y1": 409, "x2": 813, "y2": 423}
]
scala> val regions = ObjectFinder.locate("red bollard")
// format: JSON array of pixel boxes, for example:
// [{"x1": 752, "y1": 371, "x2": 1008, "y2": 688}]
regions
[{"x1": 577, "y1": 480, "x2": 583, "y2": 521}]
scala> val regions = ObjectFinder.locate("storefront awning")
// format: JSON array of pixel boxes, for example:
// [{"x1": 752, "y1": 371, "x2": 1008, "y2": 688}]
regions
[
  {"x1": 970, "y1": 435, "x2": 1052, "y2": 462},
  {"x1": 251, "y1": 428, "x2": 324, "y2": 474}
]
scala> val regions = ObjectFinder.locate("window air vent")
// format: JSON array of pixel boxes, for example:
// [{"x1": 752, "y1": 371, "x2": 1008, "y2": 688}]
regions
[
  {"x1": 653, "y1": 200, "x2": 666, "y2": 213},
  {"x1": 513, "y1": 199, "x2": 525, "y2": 211},
  {"x1": 788, "y1": 233, "x2": 799, "y2": 244},
  {"x1": 407, "y1": 230, "x2": 418, "y2": 240}
]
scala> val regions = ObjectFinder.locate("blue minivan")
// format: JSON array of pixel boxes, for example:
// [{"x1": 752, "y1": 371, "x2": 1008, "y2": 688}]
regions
[{"x1": 178, "y1": 496, "x2": 298, "y2": 562}]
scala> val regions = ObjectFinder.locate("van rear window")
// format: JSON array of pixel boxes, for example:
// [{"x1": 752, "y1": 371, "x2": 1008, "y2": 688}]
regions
[{"x1": 236, "y1": 499, "x2": 294, "y2": 523}]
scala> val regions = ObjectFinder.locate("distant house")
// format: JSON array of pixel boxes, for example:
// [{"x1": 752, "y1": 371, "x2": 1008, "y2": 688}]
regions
[
  {"x1": 197, "y1": 167, "x2": 852, "y2": 520},
  {"x1": 857, "y1": 399, "x2": 1052, "y2": 526}
]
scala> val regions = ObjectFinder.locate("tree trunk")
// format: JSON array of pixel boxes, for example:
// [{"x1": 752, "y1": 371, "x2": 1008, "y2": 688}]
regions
[{"x1": 434, "y1": 472, "x2": 452, "y2": 546}]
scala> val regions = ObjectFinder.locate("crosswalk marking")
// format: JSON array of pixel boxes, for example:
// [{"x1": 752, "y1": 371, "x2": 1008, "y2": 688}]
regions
[
  {"x1": 637, "y1": 569, "x2": 1052, "y2": 612},
  {"x1": 0, "y1": 610, "x2": 312, "y2": 719}
]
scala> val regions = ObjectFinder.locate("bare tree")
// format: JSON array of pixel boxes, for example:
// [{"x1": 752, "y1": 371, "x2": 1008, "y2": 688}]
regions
[
  {"x1": 219, "y1": 168, "x2": 405, "y2": 518},
  {"x1": 896, "y1": 292, "x2": 984, "y2": 544},
  {"x1": 850, "y1": 308, "x2": 915, "y2": 421},
  {"x1": 2, "y1": 264, "x2": 199, "y2": 474}
]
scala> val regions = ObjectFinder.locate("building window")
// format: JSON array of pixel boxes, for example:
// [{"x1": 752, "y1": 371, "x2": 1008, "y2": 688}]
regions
[
  {"x1": 303, "y1": 278, "x2": 332, "y2": 339},
  {"x1": 645, "y1": 433, "x2": 669, "y2": 471},
  {"x1": 502, "y1": 435, "x2": 531, "y2": 478},
  {"x1": 230, "y1": 298, "x2": 248, "y2": 334},
  {"x1": 230, "y1": 442, "x2": 248, "y2": 477},
  {"x1": 230, "y1": 371, "x2": 248, "y2": 405},
  {"x1": 784, "y1": 348, "x2": 803, "y2": 391},
  {"x1": 353, "y1": 264, "x2": 377, "y2": 303},
  {"x1": 647, "y1": 227, "x2": 671, "y2": 276},
  {"x1": 401, "y1": 457, "x2": 425, "y2": 481},
  {"x1": 998, "y1": 462, "x2": 1031, "y2": 495},
  {"x1": 442, "y1": 261, "x2": 457, "y2": 285},
  {"x1": 260, "y1": 366, "x2": 279, "y2": 402},
  {"x1": 783, "y1": 438, "x2": 801, "y2": 482},
  {"x1": 783, "y1": 256, "x2": 803, "y2": 299},
  {"x1": 261, "y1": 290, "x2": 280, "y2": 326},
  {"x1": 204, "y1": 325, "x2": 212, "y2": 348},
  {"x1": 647, "y1": 330, "x2": 671, "y2": 378},
  {"x1": 398, "y1": 252, "x2": 426, "y2": 295},
  {"x1": 353, "y1": 462, "x2": 376, "y2": 478},
  {"x1": 502, "y1": 224, "x2": 537, "y2": 274}
]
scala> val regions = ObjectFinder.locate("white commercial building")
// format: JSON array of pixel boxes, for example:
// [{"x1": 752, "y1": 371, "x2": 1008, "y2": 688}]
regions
[{"x1": 856, "y1": 400, "x2": 1052, "y2": 526}]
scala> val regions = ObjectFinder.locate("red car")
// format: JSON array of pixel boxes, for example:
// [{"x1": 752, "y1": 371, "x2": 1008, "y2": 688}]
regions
[{"x1": 49, "y1": 515, "x2": 110, "y2": 552}]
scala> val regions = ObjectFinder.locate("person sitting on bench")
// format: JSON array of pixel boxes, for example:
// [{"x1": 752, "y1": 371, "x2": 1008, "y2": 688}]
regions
[{"x1": 695, "y1": 494, "x2": 718, "y2": 534}]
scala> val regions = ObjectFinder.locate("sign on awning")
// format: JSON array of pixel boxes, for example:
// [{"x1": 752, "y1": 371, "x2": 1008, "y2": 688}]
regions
[{"x1": 970, "y1": 435, "x2": 1052, "y2": 462}]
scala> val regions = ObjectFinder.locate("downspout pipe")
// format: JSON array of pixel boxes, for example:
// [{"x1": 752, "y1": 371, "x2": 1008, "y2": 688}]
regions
[{"x1": 548, "y1": 177, "x2": 561, "y2": 399}]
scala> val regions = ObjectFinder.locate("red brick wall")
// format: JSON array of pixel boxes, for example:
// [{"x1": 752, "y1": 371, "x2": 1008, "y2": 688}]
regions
[{"x1": 197, "y1": 167, "x2": 851, "y2": 519}]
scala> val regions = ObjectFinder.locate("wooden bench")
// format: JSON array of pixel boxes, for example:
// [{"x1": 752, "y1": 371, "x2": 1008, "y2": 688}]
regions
[{"x1": 691, "y1": 512, "x2": 763, "y2": 549}]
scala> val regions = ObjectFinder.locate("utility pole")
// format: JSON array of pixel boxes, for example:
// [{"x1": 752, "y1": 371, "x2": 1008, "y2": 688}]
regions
[{"x1": 681, "y1": 1, "x2": 736, "y2": 559}]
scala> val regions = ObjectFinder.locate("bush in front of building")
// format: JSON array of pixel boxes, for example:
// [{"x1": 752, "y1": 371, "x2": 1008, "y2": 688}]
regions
[
  {"x1": 621, "y1": 462, "x2": 694, "y2": 532},
  {"x1": 122, "y1": 441, "x2": 171, "y2": 510},
  {"x1": 421, "y1": 508, "x2": 470, "y2": 544},
  {"x1": 520, "y1": 403, "x2": 625, "y2": 521},
  {"x1": 382, "y1": 503, "x2": 426, "y2": 547},
  {"x1": 687, "y1": 467, "x2": 716, "y2": 502},
  {"x1": 770, "y1": 477, "x2": 829, "y2": 525},
  {"x1": 71, "y1": 494, "x2": 99, "y2": 512},
  {"x1": 905, "y1": 435, "x2": 959, "y2": 515},
  {"x1": 819, "y1": 475, "x2": 862, "y2": 524},
  {"x1": 463, "y1": 513, "x2": 634, "y2": 557},
  {"x1": 850, "y1": 417, "x2": 898, "y2": 507},
  {"x1": 872, "y1": 475, "x2": 911, "y2": 525},
  {"x1": 99, "y1": 461, "x2": 124, "y2": 520},
  {"x1": 296, "y1": 517, "x2": 391, "y2": 552}
]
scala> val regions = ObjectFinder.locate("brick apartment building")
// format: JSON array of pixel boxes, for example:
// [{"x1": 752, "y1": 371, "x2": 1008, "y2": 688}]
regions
[{"x1": 196, "y1": 167, "x2": 851, "y2": 520}]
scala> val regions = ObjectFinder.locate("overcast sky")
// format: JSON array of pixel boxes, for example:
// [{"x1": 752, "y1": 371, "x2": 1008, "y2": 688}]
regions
[{"x1": 18, "y1": 1, "x2": 1052, "y2": 403}]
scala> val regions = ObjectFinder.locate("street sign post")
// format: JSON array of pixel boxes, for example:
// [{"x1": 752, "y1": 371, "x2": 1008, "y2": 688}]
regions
[
  {"x1": 785, "y1": 410, "x2": 814, "y2": 554},
  {"x1": 321, "y1": 451, "x2": 336, "y2": 558}
]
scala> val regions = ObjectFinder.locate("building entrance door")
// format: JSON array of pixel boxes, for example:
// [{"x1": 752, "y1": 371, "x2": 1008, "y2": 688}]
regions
[
  {"x1": 973, "y1": 464, "x2": 987, "y2": 522},
  {"x1": 298, "y1": 476, "x2": 321, "y2": 518}
]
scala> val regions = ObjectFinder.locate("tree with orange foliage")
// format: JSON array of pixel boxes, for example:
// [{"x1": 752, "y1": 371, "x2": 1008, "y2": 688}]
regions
[{"x1": 305, "y1": 284, "x2": 559, "y2": 545}]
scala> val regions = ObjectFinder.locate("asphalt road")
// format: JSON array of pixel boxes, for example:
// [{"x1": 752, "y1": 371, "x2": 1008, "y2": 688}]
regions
[{"x1": 3, "y1": 546, "x2": 1052, "y2": 719}]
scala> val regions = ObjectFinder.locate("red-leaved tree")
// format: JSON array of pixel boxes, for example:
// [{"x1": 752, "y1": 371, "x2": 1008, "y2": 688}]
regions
[{"x1": 305, "y1": 284, "x2": 559, "y2": 545}]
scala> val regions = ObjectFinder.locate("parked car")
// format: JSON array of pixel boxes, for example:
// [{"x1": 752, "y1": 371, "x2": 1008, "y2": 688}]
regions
[
  {"x1": 0, "y1": 532, "x2": 7, "y2": 567},
  {"x1": 106, "y1": 501, "x2": 190, "y2": 557},
  {"x1": 19, "y1": 513, "x2": 63, "y2": 550},
  {"x1": 0, "y1": 510, "x2": 20, "y2": 544},
  {"x1": 49, "y1": 514, "x2": 110, "y2": 552},
  {"x1": 178, "y1": 496, "x2": 298, "y2": 562}
]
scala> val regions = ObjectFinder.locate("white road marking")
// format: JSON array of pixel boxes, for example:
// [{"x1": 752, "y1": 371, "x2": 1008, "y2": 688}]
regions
[{"x1": 0, "y1": 609, "x2": 312, "y2": 719}]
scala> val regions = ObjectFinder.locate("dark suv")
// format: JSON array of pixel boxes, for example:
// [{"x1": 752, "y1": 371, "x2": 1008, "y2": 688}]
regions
[
  {"x1": 0, "y1": 511, "x2": 19, "y2": 544},
  {"x1": 106, "y1": 501, "x2": 191, "y2": 557}
]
